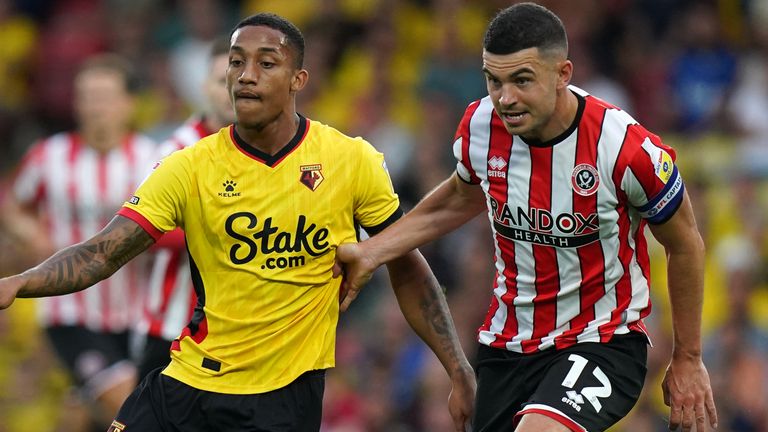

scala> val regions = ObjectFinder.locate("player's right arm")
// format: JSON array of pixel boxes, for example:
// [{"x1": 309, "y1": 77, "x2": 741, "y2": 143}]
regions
[
  {"x1": 337, "y1": 172, "x2": 486, "y2": 310},
  {"x1": 0, "y1": 214, "x2": 155, "y2": 310}
]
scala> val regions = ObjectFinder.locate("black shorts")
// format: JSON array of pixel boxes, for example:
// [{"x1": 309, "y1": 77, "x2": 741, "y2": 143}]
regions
[
  {"x1": 136, "y1": 335, "x2": 172, "y2": 381},
  {"x1": 109, "y1": 368, "x2": 326, "y2": 432},
  {"x1": 473, "y1": 332, "x2": 648, "y2": 432},
  {"x1": 46, "y1": 325, "x2": 137, "y2": 398}
]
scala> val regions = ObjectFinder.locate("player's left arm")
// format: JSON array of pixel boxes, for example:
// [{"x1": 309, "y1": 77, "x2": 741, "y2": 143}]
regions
[
  {"x1": 648, "y1": 192, "x2": 718, "y2": 432},
  {"x1": 384, "y1": 249, "x2": 475, "y2": 432}
]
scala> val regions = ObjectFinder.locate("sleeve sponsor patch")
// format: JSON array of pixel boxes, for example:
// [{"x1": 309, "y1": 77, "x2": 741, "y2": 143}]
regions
[
  {"x1": 654, "y1": 150, "x2": 674, "y2": 184},
  {"x1": 641, "y1": 138, "x2": 674, "y2": 184},
  {"x1": 636, "y1": 166, "x2": 684, "y2": 224}
]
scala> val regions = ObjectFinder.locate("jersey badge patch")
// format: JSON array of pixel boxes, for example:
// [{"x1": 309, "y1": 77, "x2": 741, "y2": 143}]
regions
[
  {"x1": 571, "y1": 164, "x2": 599, "y2": 196},
  {"x1": 300, "y1": 164, "x2": 324, "y2": 191},
  {"x1": 107, "y1": 420, "x2": 126, "y2": 431},
  {"x1": 654, "y1": 150, "x2": 674, "y2": 184}
]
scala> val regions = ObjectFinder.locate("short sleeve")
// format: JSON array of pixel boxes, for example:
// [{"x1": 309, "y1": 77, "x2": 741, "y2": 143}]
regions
[
  {"x1": 622, "y1": 136, "x2": 685, "y2": 224},
  {"x1": 352, "y1": 138, "x2": 400, "y2": 231},
  {"x1": 118, "y1": 149, "x2": 192, "y2": 238},
  {"x1": 453, "y1": 100, "x2": 482, "y2": 184}
]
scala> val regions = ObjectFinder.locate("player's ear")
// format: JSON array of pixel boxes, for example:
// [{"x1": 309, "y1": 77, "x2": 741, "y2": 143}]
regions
[
  {"x1": 557, "y1": 59, "x2": 573, "y2": 89},
  {"x1": 290, "y1": 69, "x2": 308, "y2": 93}
]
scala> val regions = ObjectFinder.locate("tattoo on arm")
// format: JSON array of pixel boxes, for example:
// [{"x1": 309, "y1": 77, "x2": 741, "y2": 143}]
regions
[
  {"x1": 419, "y1": 274, "x2": 464, "y2": 364},
  {"x1": 18, "y1": 216, "x2": 155, "y2": 298}
]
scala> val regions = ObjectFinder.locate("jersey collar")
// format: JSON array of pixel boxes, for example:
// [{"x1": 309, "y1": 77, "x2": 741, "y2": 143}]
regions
[
  {"x1": 520, "y1": 92, "x2": 585, "y2": 148},
  {"x1": 230, "y1": 114, "x2": 309, "y2": 167}
]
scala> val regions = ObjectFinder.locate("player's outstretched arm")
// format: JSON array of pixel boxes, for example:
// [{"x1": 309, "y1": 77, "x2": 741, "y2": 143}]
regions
[
  {"x1": 648, "y1": 192, "x2": 717, "y2": 432},
  {"x1": 0, "y1": 215, "x2": 155, "y2": 309},
  {"x1": 335, "y1": 172, "x2": 486, "y2": 311},
  {"x1": 385, "y1": 250, "x2": 476, "y2": 432}
]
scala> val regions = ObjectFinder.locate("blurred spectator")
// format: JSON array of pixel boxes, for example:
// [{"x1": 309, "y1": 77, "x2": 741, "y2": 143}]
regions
[
  {"x1": 0, "y1": 0, "x2": 38, "y2": 171},
  {"x1": 725, "y1": 5, "x2": 768, "y2": 178},
  {"x1": 570, "y1": 46, "x2": 634, "y2": 114},
  {"x1": 668, "y1": 2, "x2": 738, "y2": 133},
  {"x1": 167, "y1": 0, "x2": 233, "y2": 111},
  {"x1": 704, "y1": 235, "x2": 768, "y2": 431},
  {"x1": 29, "y1": 0, "x2": 108, "y2": 132}
]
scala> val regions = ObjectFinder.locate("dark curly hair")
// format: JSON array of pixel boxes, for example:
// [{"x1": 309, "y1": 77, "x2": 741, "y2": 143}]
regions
[{"x1": 231, "y1": 13, "x2": 305, "y2": 69}]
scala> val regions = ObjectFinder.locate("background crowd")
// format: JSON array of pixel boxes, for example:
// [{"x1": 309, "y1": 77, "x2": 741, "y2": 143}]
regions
[{"x1": 1, "y1": 0, "x2": 767, "y2": 430}]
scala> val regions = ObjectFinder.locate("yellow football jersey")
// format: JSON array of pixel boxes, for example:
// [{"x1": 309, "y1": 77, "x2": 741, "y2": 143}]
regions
[{"x1": 119, "y1": 116, "x2": 399, "y2": 394}]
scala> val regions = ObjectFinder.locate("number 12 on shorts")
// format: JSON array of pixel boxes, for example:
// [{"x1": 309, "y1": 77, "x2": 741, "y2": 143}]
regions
[{"x1": 561, "y1": 354, "x2": 612, "y2": 413}]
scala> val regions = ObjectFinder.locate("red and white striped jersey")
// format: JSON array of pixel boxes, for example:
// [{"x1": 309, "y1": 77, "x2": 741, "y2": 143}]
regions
[
  {"x1": 454, "y1": 86, "x2": 684, "y2": 353},
  {"x1": 12, "y1": 132, "x2": 158, "y2": 332},
  {"x1": 137, "y1": 116, "x2": 213, "y2": 340}
]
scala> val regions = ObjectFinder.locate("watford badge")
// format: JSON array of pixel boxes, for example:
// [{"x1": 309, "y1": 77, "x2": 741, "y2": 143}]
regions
[
  {"x1": 107, "y1": 421, "x2": 126, "y2": 432},
  {"x1": 300, "y1": 164, "x2": 324, "y2": 191}
]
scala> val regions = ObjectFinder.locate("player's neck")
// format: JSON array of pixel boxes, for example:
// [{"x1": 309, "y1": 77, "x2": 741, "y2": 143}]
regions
[
  {"x1": 79, "y1": 127, "x2": 129, "y2": 154},
  {"x1": 236, "y1": 111, "x2": 300, "y2": 156},
  {"x1": 540, "y1": 89, "x2": 579, "y2": 142}
]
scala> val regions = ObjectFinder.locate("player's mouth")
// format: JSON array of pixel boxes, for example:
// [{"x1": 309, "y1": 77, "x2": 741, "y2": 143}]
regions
[
  {"x1": 501, "y1": 111, "x2": 527, "y2": 126},
  {"x1": 235, "y1": 90, "x2": 262, "y2": 101}
]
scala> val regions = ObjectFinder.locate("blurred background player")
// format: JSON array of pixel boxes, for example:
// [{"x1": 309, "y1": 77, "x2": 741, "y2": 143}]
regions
[
  {"x1": 0, "y1": 54, "x2": 157, "y2": 432},
  {"x1": 134, "y1": 36, "x2": 235, "y2": 381}
]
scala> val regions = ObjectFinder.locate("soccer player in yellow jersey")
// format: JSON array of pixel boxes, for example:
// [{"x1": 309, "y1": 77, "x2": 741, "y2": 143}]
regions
[{"x1": 0, "y1": 12, "x2": 476, "y2": 432}]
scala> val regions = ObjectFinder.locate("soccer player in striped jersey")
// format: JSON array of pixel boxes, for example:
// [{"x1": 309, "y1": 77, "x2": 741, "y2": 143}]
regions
[
  {"x1": 0, "y1": 13, "x2": 476, "y2": 432},
  {"x1": 135, "y1": 37, "x2": 235, "y2": 381},
  {"x1": 335, "y1": 3, "x2": 717, "y2": 432},
  {"x1": 0, "y1": 55, "x2": 157, "y2": 431}
]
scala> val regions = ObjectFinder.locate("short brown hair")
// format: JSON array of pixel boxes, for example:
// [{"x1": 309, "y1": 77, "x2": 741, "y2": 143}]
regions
[{"x1": 76, "y1": 53, "x2": 140, "y2": 94}]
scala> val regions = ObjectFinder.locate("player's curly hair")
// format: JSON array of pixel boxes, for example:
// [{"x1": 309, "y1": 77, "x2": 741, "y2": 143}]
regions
[
  {"x1": 231, "y1": 13, "x2": 305, "y2": 69},
  {"x1": 484, "y1": 2, "x2": 568, "y2": 57}
]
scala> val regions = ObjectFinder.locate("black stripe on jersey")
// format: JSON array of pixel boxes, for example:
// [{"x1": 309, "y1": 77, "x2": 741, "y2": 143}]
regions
[
  {"x1": 186, "y1": 242, "x2": 206, "y2": 335},
  {"x1": 232, "y1": 114, "x2": 308, "y2": 167},
  {"x1": 361, "y1": 207, "x2": 404, "y2": 237}
]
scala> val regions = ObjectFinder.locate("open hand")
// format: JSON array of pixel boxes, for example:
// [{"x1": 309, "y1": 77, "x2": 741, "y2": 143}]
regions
[{"x1": 662, "y1": 355, "x2": 718, "y2": 431}]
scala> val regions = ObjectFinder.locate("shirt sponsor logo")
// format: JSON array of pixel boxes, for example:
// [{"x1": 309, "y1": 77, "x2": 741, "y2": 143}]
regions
[
  {"x1": 571, "y1": 164, "x2": 599, "y2": 196},
  {"x1": 488, "y1": 155, "x2": 507, "y2": 179},
  {"x1": 224, "y1": 212, "x2": 330, "y2": 267},
  {"x1": 489, "y1": 198, "x2": 600, "y2": 248},
  {"x1": 300, "y1": 164, "x2": 324, "y2": 191}
]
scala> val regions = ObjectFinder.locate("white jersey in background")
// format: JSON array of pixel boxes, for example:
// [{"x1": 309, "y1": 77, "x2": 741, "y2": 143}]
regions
[
  {"x1": 138, "y1": 116, "x2": 215, "y2": 341},
  {"x1": 12, "y1": 132, "x2": 157, "y2": 332}
]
